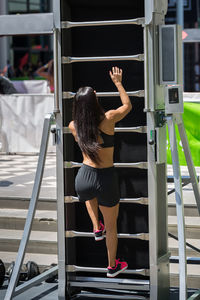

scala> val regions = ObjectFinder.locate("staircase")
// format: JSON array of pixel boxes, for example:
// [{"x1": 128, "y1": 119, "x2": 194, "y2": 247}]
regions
[
  {"x1": 0, "y1": 197, "x2": 57, "y2": 273},
  {"x1": 167, "y1": 165, "x2": 200, "y2": 289}
]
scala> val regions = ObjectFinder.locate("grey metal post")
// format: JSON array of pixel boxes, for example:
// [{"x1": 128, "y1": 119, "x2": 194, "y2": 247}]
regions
[
  {"x1": 177, "y1": 0, "x2": 184, "y2": 28},
  {"x1": 4, "y1": 113, "x2": 53, "y2": 300},
  {"x1": 167, "y1": 115, "x2": 187, "y2": 300},
  {"x1": 53, "y1": 27, "x2": 60, "y2": 113},
  {"x1": 176, "y1": 0, "x2": 184, "y2": 86},
  {"x1": 53, "y1": 1, "x2": 66, "y2": 299},
  {"x1": 176, "y1": 115, "x2": 200, "y2": 215},
  {"x1": 0, "y1": 0, "x2": 8, "y2": 72}
]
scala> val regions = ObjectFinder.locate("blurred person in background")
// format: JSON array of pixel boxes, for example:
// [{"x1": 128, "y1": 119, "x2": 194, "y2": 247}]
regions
[
  {"x1": 0, "y1": 76, "x2": 17, "y2": 94},
  {"x1": 35, "y1": 59, "x2": 54, "y2": 93},
  {"x1": 1, "y1": 60, "x2": 15, "y2": 79}
]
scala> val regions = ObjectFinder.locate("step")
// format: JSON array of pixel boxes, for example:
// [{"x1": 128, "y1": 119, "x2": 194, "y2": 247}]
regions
[
  {"x1": 0, "y1": 197, "x2": 57, "y2": 211},
  {"x1": 0, "y1": 209, "x2": 57, "y2": 231},
  {"x1": 0, "y1": 251, "x2": 57, "y2": 273},
  {"x1": 0, "y1": 229, "x2": 57, "y2": 254},
  {"x1": 169, "y1": 237, "x2": 200, "y2": 257},
  {"x1": 168, "y1": 204, "x2": 199, "y2": 217},
  {"x1": 168, "y1": 216, "x2": 200, "y2": 239},
  {"x1": 170, "y1": 263, "x2": 200, "y2": 289}
]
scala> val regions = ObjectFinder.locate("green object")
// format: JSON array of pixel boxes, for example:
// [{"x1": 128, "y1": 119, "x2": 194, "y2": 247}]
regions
[{"x1": 167, "y1": 102, "x2": 200, "y2": 166}]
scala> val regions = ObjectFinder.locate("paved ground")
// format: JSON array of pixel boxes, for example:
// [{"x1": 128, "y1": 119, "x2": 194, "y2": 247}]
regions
[{"x1": 0, "y1": 153, "x2": 56, "y2": 199}]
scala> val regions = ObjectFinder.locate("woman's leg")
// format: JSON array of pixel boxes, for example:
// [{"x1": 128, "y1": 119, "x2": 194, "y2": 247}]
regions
[
  {"x1": 99, "y1": 203, "x2": 119, "y2": 267},
  {"x1": 85, "y1": 198, "x2": 100, "y2": 231}
]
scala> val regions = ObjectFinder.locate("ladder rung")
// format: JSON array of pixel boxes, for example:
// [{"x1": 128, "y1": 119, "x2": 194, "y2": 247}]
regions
[
  {"x1": 120, "y1": 197, "x2": 148, "y2": 204},
  {"x1": 61, "y1": 18, "x2": 145, "y2": 29},
  {"x1": 66, "y1": 265, "x2": 149, "y2": 276},
  {"x1": 114, "y1": 126, "x2": 147, "y2": 133},
  {"x1": 74, "y1": 292, "x2": 147, "y2": 300},
  {"x1": 69, "y1": 276, "x2": 149, "y2": 291},
  {"x1": 63, "y1": 90, "x2": 144, "y2": 99},
  {"x1": 64, "y1": 196, "x2": 148, "y2": 205},
  {"x1": 64, "y1": 161, "x2": 148, "y2": 169},
  {"x1": 75, "y1": 292, "x2": 148, "y2": 300},
  {"x1": 62, "y1": 54, "x2": 144, "y2": 64},
  {"x1": 65, "y1": 231, "x2": 149, "y2": 240},
  {"x1": 63, "y1": 126, "x2": 147, "y2": 134}
]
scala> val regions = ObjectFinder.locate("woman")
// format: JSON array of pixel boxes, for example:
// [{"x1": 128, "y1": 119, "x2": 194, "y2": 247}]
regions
[
  {"x1": 69, "y1": 67, "x2": 132, "y2": 277},
  {"x1": 35, "y1": 59, "x2": 54, "y2": 93}
]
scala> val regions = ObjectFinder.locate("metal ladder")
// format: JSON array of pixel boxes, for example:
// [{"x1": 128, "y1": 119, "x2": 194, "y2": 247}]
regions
[{"x1": 59, "y1": 7, "x2": 150, "y2": 300}]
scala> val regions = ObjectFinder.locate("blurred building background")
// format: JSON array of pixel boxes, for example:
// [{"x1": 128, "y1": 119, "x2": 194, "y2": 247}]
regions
[
  {"x1": 166, "y1": 0, "x2": 200, "y2": 92},
  {"x1": 0, "y1": 0, "x2": 200, "y2": 90},
  {"x1": 0, "y1": 0, "x2": 53, "y2": 80}
]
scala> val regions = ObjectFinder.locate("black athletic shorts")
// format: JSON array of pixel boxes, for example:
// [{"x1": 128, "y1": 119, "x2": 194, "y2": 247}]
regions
[{"x1": 75, "y1": 164, "x2": 120, "y2": 207}]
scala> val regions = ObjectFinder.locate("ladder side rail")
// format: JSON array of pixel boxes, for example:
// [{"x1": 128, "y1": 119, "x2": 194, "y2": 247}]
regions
[
  {"x1": 167, "y1": 116, "x2": 187, "y2": 300},
  {"x1": 53, "y1": 1, "x2": 66, "y2": 298},
  {"x1": 176, "y1": 115, "x2": 200, "y2": 215},
  {"x1": 4, "y1": 113, "x2": 53, "y2": 300}
]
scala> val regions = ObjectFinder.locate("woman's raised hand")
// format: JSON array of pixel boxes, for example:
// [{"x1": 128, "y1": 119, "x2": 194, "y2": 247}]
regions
[{"x1": 109, "y1": 67, "x2": 122, "y2": 86}]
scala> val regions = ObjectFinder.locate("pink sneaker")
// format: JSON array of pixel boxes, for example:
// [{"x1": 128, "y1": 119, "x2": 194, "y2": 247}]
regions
[
  {"x1": 107, "y1": 259, "x2": 128, "y2": 277},
  {"x1": 94, "y1": 221, "x2": 105, "y2": 241}
]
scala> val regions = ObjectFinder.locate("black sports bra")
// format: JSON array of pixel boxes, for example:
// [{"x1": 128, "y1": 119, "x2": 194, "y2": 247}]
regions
[{"x1": 99, "y1": 129, "x2": 114, "y2": 148}]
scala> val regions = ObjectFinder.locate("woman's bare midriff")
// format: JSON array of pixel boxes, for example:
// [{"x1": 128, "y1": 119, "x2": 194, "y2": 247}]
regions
[{"x1": 82, "y1": 147, "x2": 114, "y2": 168}]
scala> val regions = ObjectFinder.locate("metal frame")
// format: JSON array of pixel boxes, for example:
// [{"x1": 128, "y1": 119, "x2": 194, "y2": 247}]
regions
[
  {"x1": 0, "y1": 13, "x2": 53, "y2": 36},
  {"x1": 144, "y1": 1, "x2": 170, "y2": 300},
  {"x1": 52, "y1": 1, "x2": 66, "y2": 300},
  {"x1": 166, "y1": 115, "x2": 187, "y2": 300},
  {"x1": 0, "y1": 8, "x2": 63, "y2": 298}
]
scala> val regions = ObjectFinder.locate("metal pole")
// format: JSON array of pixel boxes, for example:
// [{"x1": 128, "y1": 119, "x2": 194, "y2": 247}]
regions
[
  {"x1": 177, "y1": 115, "x2": 200, "y2": 215},
  {"x1": 167, "y1": 115, "x2": 187, "y2": 300},
  {"x1": 177, "y1": 0, "x2": 184, "y2": 28},
  {"x1": 0, "y1": 0, "x2": 8, "y2": 73},
  {"x1": 4, "y1": 113, "x2": 53, "y2": 300},
  {"x1": 177, "y1": 0, "x2": 184, "y2": 87},
  {"x1": 53, "y1": 28, "x2": 60, "y2": 113}
]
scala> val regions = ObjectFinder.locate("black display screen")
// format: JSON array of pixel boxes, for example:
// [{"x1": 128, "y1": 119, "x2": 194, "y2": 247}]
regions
[{"x1": 168, "y1": 88, "x2": 179, "y2": 104}]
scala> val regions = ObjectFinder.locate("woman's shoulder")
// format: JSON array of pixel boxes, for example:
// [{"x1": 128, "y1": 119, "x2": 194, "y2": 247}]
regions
[
  {"x1": 69, "y1": 120, "x2": 75, "y2": 130},
  {"x1": 69, "y1": 121, "x2": 78, "y2": 141},
  {"x1": 99, "y1": 113, "x2": 115, "y2": 132},
  {"x1": 104, "y1": 110, "x2": 116, "y2": 122}
]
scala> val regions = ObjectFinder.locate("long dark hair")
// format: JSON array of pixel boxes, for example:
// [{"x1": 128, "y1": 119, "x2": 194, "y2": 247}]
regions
[{"x1": 73, "y1": 86, "x2": 105, "y2": 163}]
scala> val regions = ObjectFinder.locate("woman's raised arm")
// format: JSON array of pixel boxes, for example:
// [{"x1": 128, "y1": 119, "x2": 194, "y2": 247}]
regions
[{"x1": 106, "y1": 67, "x2": 132, "y2": 123}]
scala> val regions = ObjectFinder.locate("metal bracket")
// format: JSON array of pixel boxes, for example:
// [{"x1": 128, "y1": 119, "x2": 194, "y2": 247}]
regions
[{"x1": 155, "y1": 111, "x2": 166, "y2": 127}]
